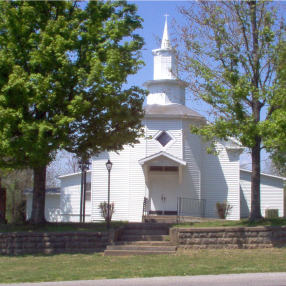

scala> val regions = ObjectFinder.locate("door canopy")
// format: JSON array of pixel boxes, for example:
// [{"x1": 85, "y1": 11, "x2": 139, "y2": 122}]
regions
[{"x1": 139, "y1": 151, "x2": 186, "y2": 184}]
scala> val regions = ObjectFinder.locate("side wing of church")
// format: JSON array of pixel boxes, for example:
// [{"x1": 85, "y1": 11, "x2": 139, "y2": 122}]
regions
[{"x1": 26, "y1": 19, "x2": 285, "y2": 222}]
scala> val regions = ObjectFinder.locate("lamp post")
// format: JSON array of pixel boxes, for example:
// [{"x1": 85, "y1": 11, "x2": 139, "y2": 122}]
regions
[
  {"x1": 79, "y1": 157, "x2": 90, "y2": 223},
  {"x1": 105, "y1": 159, "x2": 112, "y2": 229}
]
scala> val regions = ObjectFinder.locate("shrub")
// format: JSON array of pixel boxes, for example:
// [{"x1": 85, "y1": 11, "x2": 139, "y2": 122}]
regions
[
  {"x1": 216, "y1": 201, "x2": 233, "y2": 219},
  {"x1": 265, "y1": 209, "x2": 279, "y2": 219},
  {"x1": 99, "y1": 202, "x2": 115, "y2": 222}
]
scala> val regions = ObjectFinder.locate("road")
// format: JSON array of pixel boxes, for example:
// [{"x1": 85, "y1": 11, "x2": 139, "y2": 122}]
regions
[{"x1": 1, "y1": 273, "x2": 286, "y2": 286}]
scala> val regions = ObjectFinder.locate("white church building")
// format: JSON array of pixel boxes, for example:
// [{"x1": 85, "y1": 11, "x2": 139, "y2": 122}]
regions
[{"x1": 26, "y1": 19, "x2": 285, "y2": 222}]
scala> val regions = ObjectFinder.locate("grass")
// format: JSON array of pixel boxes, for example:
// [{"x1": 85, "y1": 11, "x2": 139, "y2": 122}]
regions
[
  {"x1": 0, "y1": 221, "x2": 127, "y2": 233},
  {"x1": 173, "y1": 218, "x2": 286, "y2": 228},
  {"x1": 1, "y1": 218, "x2": 285, "y2": 233},
  {"x1": 0, "y1": 249, "x2": 286, "y2": 283}
]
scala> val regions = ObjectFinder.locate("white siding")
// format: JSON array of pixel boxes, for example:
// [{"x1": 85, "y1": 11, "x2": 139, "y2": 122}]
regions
[
  {"x1": 91, "y1": 118, "x2": 185, "y2": 222},
  {"x1": 60, "y1": 173, "x2": 91, "y2": 222},
  {"x1": 201, "y1": 142, "x2": 241, "y2": 220},
  {"x1": 240, "y1": 170, "x2": 284, "y2": 218},
  {"x1": 92, "y1": 148, "x2": 131, "y2": 222},
  {"x1": 25, "y1": 194, "x2": 61, "y2": 222},
  {"x1": 181, "y1": 120, "x2": 202, "y2": 200},
  {"x1": 91, "y1": 140, "x2": 146, "y2": 223},
  {"x1": 145, "y1": 118, "x2": 182, "y2": 159},
  {"x1": 128, "y1": 136, "x2": 146, "y2": 222}
]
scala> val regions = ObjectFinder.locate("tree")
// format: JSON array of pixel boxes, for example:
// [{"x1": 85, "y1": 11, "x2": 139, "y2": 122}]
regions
[
  {"x1": 178, "y1": 1, "x2": 286, "y2": 221},
  {"x1": 269, "y1": 43, "x2": 286, "y2": 177},
  {"x1": 0, "y1": 1, "x2": 145, "y2": 224}
]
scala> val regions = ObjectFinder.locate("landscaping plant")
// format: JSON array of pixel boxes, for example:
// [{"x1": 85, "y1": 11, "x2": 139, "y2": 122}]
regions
[
  {"x1": 216, "y1": 201, "x2": 233, "y2": 219},
  {"x1": 99, "y1": 202, "x2": 115, "y2": 223}
]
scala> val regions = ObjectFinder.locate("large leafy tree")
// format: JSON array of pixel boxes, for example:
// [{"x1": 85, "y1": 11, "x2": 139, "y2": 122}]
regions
[
  {"x1": 0, "y1": 1, "x2": 145, "y2": 224},
  {"x1": 178, "y1": 1, "x2": 286, "y2": 221},
  {"x1": 269, "y1": 43, "x2": 286, "y2": 177}
]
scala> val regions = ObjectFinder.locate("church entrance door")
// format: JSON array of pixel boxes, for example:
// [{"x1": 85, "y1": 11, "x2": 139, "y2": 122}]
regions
[{"x1": 149, "y1": 172, "x2": 178, "y2": 215}]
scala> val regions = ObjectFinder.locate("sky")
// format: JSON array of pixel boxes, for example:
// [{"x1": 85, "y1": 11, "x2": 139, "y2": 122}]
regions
[{"x1": 125, "y1": 0, "x2": 259, "y2": 171}]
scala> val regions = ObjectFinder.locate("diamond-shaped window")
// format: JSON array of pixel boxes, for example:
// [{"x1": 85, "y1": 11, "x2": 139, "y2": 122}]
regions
[{"x1": 156, "y1": 131, "x2": 172, "y2": 147}]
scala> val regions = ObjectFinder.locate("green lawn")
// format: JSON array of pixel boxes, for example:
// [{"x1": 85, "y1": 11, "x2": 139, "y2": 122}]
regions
[
  {"x1": 174, "y1": 218, "x2": 286, "y2": 228},
  {"x1": 0, "y1": 221, "x2": 127, "y2": 233},
  {"x1": 0, "y1": 249, "x2": 286, "y2": 283}
]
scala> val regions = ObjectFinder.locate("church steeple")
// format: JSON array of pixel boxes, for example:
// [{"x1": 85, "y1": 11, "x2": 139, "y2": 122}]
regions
[
  {"x1": 144, "y1": 16, "x2": 186, "y2": 106},
  {"x1": 152, "y1": 16, "x2": 177, "y2": 80},
  {"x1": 161, "y1": 15, "x2": 171, "y2": 49}
]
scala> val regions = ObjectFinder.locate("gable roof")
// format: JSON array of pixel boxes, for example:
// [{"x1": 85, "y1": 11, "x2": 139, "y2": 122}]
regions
[
  {"x1": 240, "y1": 168, "x2": 286, "y2": 181},
  {"x1": 24, "y1": 187, "x2": 60, "y2": 195},
  {"x1": 144, "y1": 104, "x2": 205, "y2": 120},
  {"x1": 139, "y1": 151, "x2": 187, "y2": 166},
  {"x1": 58, "y1": 170, "x2": 91, "y2": 179}
]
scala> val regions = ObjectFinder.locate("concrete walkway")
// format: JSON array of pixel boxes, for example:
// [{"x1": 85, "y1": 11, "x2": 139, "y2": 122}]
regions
[{"x1": 1, "y1": 273, "x2": 286, "y2": 286}]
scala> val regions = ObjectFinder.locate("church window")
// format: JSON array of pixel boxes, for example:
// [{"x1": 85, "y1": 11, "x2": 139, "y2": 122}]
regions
[{"x1": 156, "y1": 131, "x2": 172, "y2": 147}]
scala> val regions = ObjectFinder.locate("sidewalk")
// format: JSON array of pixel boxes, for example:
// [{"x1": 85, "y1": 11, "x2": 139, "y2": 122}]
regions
[{"x1": 1, "y1": 273, "x2": 286, "y2": 286}]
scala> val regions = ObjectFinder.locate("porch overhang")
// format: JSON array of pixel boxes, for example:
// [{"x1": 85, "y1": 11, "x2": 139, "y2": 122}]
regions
[
  {"x1": 139, "y1": 151, "x2": 186, "y2": 184},
  {"x1": 139, "y1": 151, "x2": 186, "y2": 166}
]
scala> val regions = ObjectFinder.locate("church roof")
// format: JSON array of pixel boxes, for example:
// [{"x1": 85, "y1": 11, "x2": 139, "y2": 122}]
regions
[{"x1": 144, "y1": 103, "x2": 206, "y2": 120}]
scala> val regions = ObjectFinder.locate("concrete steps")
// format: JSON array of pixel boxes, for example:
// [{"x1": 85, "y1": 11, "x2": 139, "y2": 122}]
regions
[
  {"x1": 119, "y1": 234, "x2": 169, "y2": 241},
  {"x1": 106, "y1": 245, "x2": 176, "y2": 251},
  {"x1": 114, "y1": 240, "x2": 173, "y2": 246},
  {"x1": 104, "y1": 223, "x2": 176, "y2": 256},
  {"x1": 104, "y1": 249, "x2": 176, "y2": 256},
  {"x1": 144, "y1": 215, "x2": 178, "y2": 224}
]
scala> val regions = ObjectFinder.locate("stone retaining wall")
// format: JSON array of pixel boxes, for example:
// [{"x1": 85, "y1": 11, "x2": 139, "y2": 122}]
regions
[
  {"x1": 0, "y1": 232, "x2": 109, "y2": 255},
  {"x1": 170, "y1": 226, "x2": 286, "y2": 249}
]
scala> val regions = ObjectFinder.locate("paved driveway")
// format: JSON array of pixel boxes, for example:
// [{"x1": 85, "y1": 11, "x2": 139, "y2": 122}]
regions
[{"x1": 1, "y1": 273, "x2": 286, "y2": 286}]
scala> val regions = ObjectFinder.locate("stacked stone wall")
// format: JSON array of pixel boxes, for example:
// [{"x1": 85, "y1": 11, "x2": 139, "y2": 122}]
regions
[
  {"x1": 170, "y1": 226, "x2": 286, "y2": 249},
  {"x1": 0, "y1": 232, "x2": 109, "y2": 255}
]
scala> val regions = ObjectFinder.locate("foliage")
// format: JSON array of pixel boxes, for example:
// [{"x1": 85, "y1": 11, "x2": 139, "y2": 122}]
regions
[
  {"x1": 0, "y1": 1, "x2": 145, "y2": 223},
  {"x1": 269, "y1": 44, "x2": 286, "y2": 177},
  {"x1": 1, "y1": 169, "x2": 32, "y2": 223},
  {"x1": 178, "y1": 1, "x2": 286, "y2": 220},
  {"x1": 216, "y1": 201, "x2": 233, "y2": 219},
  {"x1": 99, "y1": 202, "x2": 115, "y2": 222}
]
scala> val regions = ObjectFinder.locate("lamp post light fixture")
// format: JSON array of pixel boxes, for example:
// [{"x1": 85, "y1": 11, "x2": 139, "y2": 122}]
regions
[{"x1": 105, "y1": 159, "x2": 113, "y2": 229}]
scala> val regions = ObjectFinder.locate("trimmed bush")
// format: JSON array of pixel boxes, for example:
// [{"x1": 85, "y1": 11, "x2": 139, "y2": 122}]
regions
[{"x1": 265, "y1": 209, "x2": 279, "y2": 219}]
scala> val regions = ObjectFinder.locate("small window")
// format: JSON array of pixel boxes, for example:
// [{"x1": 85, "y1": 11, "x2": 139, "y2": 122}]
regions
[
  {"x1": 156, "y1": 131, "x2": 172, "y2": 147},
  {"x1": 149, "y1": 166, "x2": 178, "y2": 172},
  {"x1": 165, "y1": 166, "x2": 178, "y2": 172},
  {"x1": 150, "y1": 166, "x2": 164, "y2": 171}
]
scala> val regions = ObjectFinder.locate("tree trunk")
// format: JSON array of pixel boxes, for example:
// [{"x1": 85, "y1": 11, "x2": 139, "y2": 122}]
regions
[
  {"x1": 30, "y1": 166, "x2": 47, "y2": 224},
  {"x1": 248, "y1": 0, "x2": 263, "y2": 222},
  {"x1": 249, "y1": 137, "x2": 263, "y2": 221}
]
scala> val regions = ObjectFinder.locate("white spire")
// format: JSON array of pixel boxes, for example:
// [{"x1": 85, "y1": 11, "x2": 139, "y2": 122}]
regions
[
  {"x1": 152, "y1": 15, "x2": 178, "y2": 81},
  {"x1": 161, "y1": 14, "x2": 171, "y2": 49},
  {"x1": 146, "y1": 15, "x2": 185, "y2": 105}
]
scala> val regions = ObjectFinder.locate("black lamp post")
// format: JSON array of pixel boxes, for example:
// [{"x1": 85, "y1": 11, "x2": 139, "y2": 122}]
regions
[
  {"x1": 79, "y1": 157, "x2": 90, "y2": 223},
  {"x1": 105, "y1": 159, "x2": 112, "y2": 229}
]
